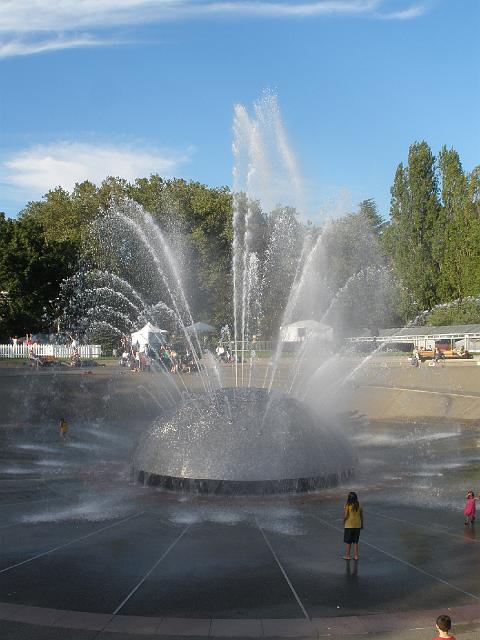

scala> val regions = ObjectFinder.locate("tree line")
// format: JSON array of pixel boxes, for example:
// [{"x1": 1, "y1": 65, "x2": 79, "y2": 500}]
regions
[{"x1": 0, "y1": 141, "x2": 478, "y2": 342}]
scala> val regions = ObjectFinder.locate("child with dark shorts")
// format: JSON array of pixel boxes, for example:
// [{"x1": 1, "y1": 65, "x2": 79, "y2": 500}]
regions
[{"x1": 343, "y1": 491, "x2": 363, "y2": 561}]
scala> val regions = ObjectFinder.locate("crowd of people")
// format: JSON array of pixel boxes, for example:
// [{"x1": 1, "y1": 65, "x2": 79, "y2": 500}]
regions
[
  {"x1": 118, "y1": 332, "x2": 249, "y2": 373},
  {"x1": 8, "y1": 333, "x2": 34, "y2": 348},
  {"x1": 119, "y1": 335, "x2": 202, "y2": 374}
]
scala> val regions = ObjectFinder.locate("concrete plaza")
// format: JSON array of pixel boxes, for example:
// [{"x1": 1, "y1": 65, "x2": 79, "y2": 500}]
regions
[{"x1": 0, "y1": 362, "x2": 479, "y2": 638}]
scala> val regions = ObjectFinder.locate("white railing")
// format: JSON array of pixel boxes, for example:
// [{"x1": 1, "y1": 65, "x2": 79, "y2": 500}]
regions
[
  {"x1": 347, "y1": 332, "x2": 480, "y2": 345},
  {"x1": 346, "y1": 332, "x2": 480, "y2": 353},
  {"x1": 0, "y1": 344, "x2": 102, "y2": 359}
]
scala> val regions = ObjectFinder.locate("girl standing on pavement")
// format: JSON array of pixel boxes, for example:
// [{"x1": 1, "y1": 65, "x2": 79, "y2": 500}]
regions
[
  {"x1": 343, "y1": 491, "x2": 363, "y2": 561},
  {"x1": 464, "y1": 489, "x2": 476, "y2": 526}
]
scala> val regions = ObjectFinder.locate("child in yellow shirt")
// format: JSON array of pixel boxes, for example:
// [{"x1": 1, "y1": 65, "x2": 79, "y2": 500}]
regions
[
  {"x1": 59, "y1": 418, "x2": 68, "y2": 440},
  {"x1": 343, "y1": 491, "x2": 363, "y2": 561}
]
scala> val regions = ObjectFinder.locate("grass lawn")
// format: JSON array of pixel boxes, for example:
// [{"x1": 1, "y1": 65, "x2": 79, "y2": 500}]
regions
[{"x1": 0, "y1": 358, "x2": 29, "y2": 367}]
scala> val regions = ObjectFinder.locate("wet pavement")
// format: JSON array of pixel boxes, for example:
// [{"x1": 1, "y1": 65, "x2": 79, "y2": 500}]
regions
[{"x1": 0, "y1": 372, "x2": 479, "y2": 637}]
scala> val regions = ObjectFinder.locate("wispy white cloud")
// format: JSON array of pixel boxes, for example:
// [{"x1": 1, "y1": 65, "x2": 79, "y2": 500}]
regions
[
  {"x1": 1, "y1": 141, "x2": 191, "y2": 197},
  {"x1": 0, "y1": 34, "x2": 120, "y2": 59},
  {"x1": 0, "y1": 1, "x2": 430, "y2": 58},
  {"x1": 183, "y1": 1, "x2": 382, "y2": 19},
  {"x1": 0, "y1": 1, "x2": 380, "y2": 33},
  {"x1": 378, "y1": 3, "x2": 427, "y2": 20}
]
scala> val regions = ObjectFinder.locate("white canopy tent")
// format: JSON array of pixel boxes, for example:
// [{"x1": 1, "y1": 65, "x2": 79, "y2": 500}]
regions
[
  {"x1": 131, "y1": 323, "x2": 168, "y2": 349},
  {"x1": 280, "y1": 320, "x2": 333, "y2": 343}
]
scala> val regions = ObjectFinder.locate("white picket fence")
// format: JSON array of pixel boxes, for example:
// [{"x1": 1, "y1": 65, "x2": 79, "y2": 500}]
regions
[{"x1": 0, "y1": 344, "x2": 102, "y2": 359}]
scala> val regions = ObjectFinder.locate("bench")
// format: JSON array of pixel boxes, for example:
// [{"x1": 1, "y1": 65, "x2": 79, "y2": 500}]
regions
[
  {"x1": 418, "y1": 349, "x2": 470, "y2": 361},
  {"x1": 29, "y1": 354, "x2": 56, "y2": 367}
]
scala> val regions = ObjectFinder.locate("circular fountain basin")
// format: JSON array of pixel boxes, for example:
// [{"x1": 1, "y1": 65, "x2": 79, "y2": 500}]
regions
[{"x1": 132, "y1": 387, "x2": 355, "y2": 494}]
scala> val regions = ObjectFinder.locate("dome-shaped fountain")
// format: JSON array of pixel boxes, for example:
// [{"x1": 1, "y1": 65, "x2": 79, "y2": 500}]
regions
[
  {"x1": 133, "y1": 387, "x2": 355, "y2": 494},
  {"x1": 71, "y1": 93, "x2": 375, "y2": 497}
]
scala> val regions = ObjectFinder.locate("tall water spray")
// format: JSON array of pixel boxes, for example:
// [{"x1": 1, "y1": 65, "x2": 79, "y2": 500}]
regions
[
  {"x1": 231, "y1": 91, "x2": 304, "y2": 386},
  {"x1": 61, "y1": 92, "x2": 401, "y2": 494}
]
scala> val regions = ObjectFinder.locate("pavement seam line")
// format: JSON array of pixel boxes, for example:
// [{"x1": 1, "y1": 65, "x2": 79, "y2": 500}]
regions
[
  {"x1": 0, "y1": 511, "x2": 145, "y2": 574},
  {"x1": 0, "y1": 522, "x2": 23, "y2": 531},
  {"x1": 365, "y1": 384, "x2": 480, "y2": 399},
  {"x1": 255, "y1": 517, "x2": 311, "y2": 621},
  {"x1": 0, "y1": 497, "x2": 55, "y2": 509},
  {"x1": 364, "y1": 508, "x2": 480, "y2": 545},
  {"x1": 112, "y1": 523, "x2": 192, "y2": 615},
  {"x1": 309, "y1": 513, "x2": 480, "y2": 602}
]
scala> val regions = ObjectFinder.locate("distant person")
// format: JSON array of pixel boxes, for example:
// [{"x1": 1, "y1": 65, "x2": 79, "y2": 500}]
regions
[
  {"x1": 464, "y1": 489, "x2": 476, "y2": 526},
  {"x1": 169, "y1": 349, "x2": 178, "y2": 373},
  {"x1": 59, "y1": 417, "x2": 68, "y2": 440},
  {"x1": 143, "y1": 353, "x2": 151, "y2": 372},
  {"x1": 411, "y1": 347, "x2": 419, "y2": 367},
  {"x1": 71, "y1": 348, "x2": 80, "y2": 366},
  {"x1": 342, "y1": 491, "x2": 363, "y2": 561},
  {"x1": 432, "y1": 614, "x2": 456, "y2": 640}
]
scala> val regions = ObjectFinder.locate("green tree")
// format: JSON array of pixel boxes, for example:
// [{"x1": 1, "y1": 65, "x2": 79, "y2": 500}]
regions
[
  {"x1": 358, "y1": 198, "x2": 384, "y2": 236},
  {"x1": 320, "y1": 200, "x2": 386, "y2": 295},
  {"x1": 0, "y1": 214, "x2": 76, "y2": 338},
  {"x1": 463, "y1": 166, "x2": 480, "y2": 294},
  {"x1": 318, "y1": 200, "x2": 399, "y2": 333},
  {"x1": 384, "y1": 142, "x2": 441, "y2": 318},
  {"x1": 435, "y1": 147, "x2": 470, "y2": 299},
  {"x1": 426, "y1": 298, "x2": 480, "y2": 326}
]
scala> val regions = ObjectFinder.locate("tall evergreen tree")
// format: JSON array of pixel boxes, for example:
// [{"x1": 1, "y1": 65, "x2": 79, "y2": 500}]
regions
[
  {"x1": 436, "y1": 146, "x2": 469, "y2": 299},
  {"x1": 462, "y1": 166, "x2": 480, "y2": 295},
  {"x1": 358, "y1": 198, "x2": 384, "y2": 236},
  {"x1": 384, "y1": 142, "x2": 441, "y2": 317}
]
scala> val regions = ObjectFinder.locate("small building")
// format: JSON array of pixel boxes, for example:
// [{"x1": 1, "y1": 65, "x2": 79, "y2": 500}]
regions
[{"x1": 280, "y1": 320, "x2": 333, "y2": 343}]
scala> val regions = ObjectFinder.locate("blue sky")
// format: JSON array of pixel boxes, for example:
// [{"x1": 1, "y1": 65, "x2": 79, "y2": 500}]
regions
[{"x1": 0, "y1": 0, "x2": 479, "y2": 222}]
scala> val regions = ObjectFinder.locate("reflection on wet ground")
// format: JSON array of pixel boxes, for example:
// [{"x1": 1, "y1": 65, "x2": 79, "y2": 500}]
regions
[{"x1": 0, "y1": 417, "x2": 479, "y2": 620}]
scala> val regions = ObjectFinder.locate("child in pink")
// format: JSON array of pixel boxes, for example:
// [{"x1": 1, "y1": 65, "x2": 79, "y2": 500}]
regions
[{"x1": 464, "y1": 490, "x2": 476, "y2": 525}]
